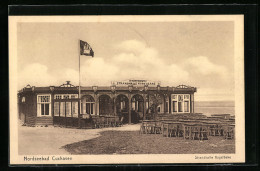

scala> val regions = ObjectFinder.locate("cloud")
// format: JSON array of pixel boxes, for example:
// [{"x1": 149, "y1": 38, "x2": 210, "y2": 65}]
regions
[
  {"x1": 115, "y1": 39, "x2": 147, "y2": 53},
  {"x1": 62, "y1": 69, "x2": 79, "y2": 85},
  {"x1": 79, "y1": 40, "x2": 190, "y2": 86},
  {"x1": 18, "y1": 63, "x2": 79, "y2": 88},
  {"x1": 183, "y1": 56, "x2": 228, "y2": 76},
  {"x1": 18, "y1": 41, "x2": 234, "y2": 102},
  {"x1": 80, "y1": 57, "x2": 119, "y2": 86},
  {"x1": 18, "y1": 63, "x2": 57, "y2": 88}
]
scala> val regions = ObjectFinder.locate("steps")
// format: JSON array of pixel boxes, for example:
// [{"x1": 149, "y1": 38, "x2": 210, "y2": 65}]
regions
[
  {"x1": 36, "y1": 117, "x2": 53, "y2": 126},
  {"x1": 25, "y1": 115, "x2": 36, "y2": 126}
]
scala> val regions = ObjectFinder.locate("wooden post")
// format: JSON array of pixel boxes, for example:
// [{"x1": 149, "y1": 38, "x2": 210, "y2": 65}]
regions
[
  {"x1": 113, "y1": 94, "x2": 117, "y2": 116},
  {"x1": 143, "y1": 94, "x2": 146, "y2": 120},
  {"x1": 128, "y1": 94, "x2": 131, "y2": 124},
  {"x1": 169, "y1": 95, "x2": 171, "y2": 114}
]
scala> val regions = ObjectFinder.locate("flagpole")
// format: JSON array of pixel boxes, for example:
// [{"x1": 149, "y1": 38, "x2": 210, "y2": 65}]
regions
[{"x1": 78, "y1": 39, "x2": 81, "y2": 128}]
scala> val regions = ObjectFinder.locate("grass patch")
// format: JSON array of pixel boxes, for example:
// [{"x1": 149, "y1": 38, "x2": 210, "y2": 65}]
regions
[{"x1": 63, "y1": 131, "x2": 235, "y2": 154}]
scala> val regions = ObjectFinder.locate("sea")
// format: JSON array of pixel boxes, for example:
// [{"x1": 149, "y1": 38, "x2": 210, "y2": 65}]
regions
[{"x1": 194, "y1": 101, "x2": 235, "y2": 117}]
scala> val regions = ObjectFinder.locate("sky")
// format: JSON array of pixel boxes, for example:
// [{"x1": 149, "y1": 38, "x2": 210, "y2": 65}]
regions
[{"x1": 17, "y1": 21, "x2": 234, "y2": 101}]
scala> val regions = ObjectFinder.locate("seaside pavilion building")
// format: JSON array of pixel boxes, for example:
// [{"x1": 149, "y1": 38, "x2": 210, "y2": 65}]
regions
[{"x1": 17, "y1": 80, "x2": 197, "y2": 127}]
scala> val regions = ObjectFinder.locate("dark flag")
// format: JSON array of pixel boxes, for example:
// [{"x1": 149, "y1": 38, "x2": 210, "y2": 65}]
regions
[{"x1": 80, "y1": 40, "x2": 94, "y2": 57}]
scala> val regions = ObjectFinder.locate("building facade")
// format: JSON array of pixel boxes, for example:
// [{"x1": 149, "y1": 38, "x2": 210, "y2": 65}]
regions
[{"x1": 18, "y1": 80, "x2": 197, "y2": 126}]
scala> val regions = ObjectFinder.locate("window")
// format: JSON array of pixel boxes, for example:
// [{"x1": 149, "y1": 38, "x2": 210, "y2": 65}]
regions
[
  {"x1": 55, "y1": 95, "x2": 62, "y2": 99},
  {"x1": 184, "y1": 101, "x2": 189, "y2": 112},
  {"x1": 120, "y1": 101, "x2": 126, "y2": 110},
  {"x1": 54, "y1": 94, "x2": 78, "y2": 99},
  {"x1": 132, "y1": 102, "x2": 135, "y2": 110},
  {"x1": 60, "y1": 102, "x2": 65, "y2": 117},
  {"x1": 71, "y1": 94, "x2": 78, "y2": 99},
  {"x1": 171, "y1": 94, "x2": 190, "y2": 113},
  {"x1": 184, "y1": 95, "x2": 190, "y2": 100},
  {"x1": 54, "y1": 102, "x2": 59, "y2": 116},
  {"x1": 172, "y1": 95, "x2": 177, "y2": 100},
  {"x1": 146, "y1": 102, "x2": 149, "y2": 110},
  {"x1": 64, "y1": 95, "x2": 70, "y2": 99},
  {"x1": 172, "y1": 101, "x2": 177, "y2": 112},
  {"x1": 37, "y1": 95, "x2": 51, "y2": 117},
  {"x1": 72, "y1": 102, "x2": 78, "y2": 117},
  {"x1": 66, "y1": 102, "x2": 71, "y2": 117},
  {"x1": 178, "y1": 102, "x2": 183, "y2": 112},
  {"x1": 86, "y1": 103, "x2": 94, "y2": 114},
  {"x1": 157, "y1": 106, "x2": 161, "y2": 113},
  {"x1": 22, "y1": 97, "x2": 26, "y2": 103},
  {"x1": 178, "y1": 95, "x2": 183, "y2": 102},
  {"x1": 54, "y1": 97, "x2": 78, "y2": 117},
  {"x1": 38, "y1": 95, "x2": 50, "y2": 103},
  {"x1": 83, "y1": 95, "x2": 95, "y2": 115}
]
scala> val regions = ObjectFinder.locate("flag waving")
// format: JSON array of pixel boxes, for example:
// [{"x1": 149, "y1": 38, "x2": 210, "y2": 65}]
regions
[{"x1": 80, "y1": 40, "x2": 94, "y2": 57}]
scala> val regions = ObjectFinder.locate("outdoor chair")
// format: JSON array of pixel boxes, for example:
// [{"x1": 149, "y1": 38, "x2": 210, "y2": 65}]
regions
[
  {"x1": 104, "y1": 117, "x2": 110, "y2": 127},
  {"x1": 111, "y1": 117, "x2": 116, "y2": 127},
  {"x1": 177, "y1": 125, "x2": 184, "y2": 137},
  {"x1": 146, "y1": 122, "x2": 156, "y2": 134},
  {"x1": 214, "y1": 125, "x2": 222, "y2": 136},
  {"x1": 168, "y1": 124, "x2": 178, "y2": 137},
  {"x1": 199, "y1": 125, "x2": 208, "y2": 140},
  {"x1": 191, "y1": 125, "x2": 200, "y2": 140},
  {"x1": 209, "y1": 125, "x2": 216, "y2": 136},
  {"x1": 92, "y1": 117, "x2": 99, "y2": 129},
  {"x1": 139, "y1": 121, "x2": 146, "y2": 134},
  {"x1": 118, "y1": 116, "x2": 124, "y2": 127},
  {"x1": 107, "y1": 117, "x2": 114, "y2": 127},
  {"x1": 99, "y1": 116, "x2": 105, "y2": 128},
  {"x1": 114, "y1": 116, "x2": 120, "y2": 127},
  {"x1": 111, "y1": 117, "x2": 117, "y2": 127},
  {"x1": 154, "y1": 121, "x2": 162, "y2": 134},
  {"x1": 162, "y1": 123, "x2": 168, "y2": 137},
  {"x1": 183, "y1": 125, "x2": 191, "y2": 139}
]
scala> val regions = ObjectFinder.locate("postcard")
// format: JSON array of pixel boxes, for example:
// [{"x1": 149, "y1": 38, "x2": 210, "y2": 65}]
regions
[{"x1": 9, "y1": 15, "x2": 245, "y2": 164}]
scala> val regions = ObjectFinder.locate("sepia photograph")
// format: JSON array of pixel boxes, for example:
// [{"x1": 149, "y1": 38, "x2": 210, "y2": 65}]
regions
[{"x1": 9, "y1": 15, "x2": 245, "y2": 164}]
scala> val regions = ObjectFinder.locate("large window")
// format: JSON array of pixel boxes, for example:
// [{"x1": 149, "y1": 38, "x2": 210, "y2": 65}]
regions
[
  {"x1": 83, "y1": 95, "x2": 95, "y2": 115},
  {"x1": 37, "y1": 95, "x2": 51, "y2": 117},
  {"x1": 54, "y1": 94, "x2": 79, "y2": 117},
  {"x1": 171, "y1": 94, "x2": 190, "y2": 113},
  {"x1": 54, "y1": 101, "x2": 78, "y2": 117},
  {"x1": 86, "y1": 103, "x2": 94, "y2": 114}
]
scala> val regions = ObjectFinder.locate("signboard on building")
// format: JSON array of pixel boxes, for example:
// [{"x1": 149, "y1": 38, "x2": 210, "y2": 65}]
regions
[{"x1": 111, "y1": 80, "x2": 160, "y2": 87}]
